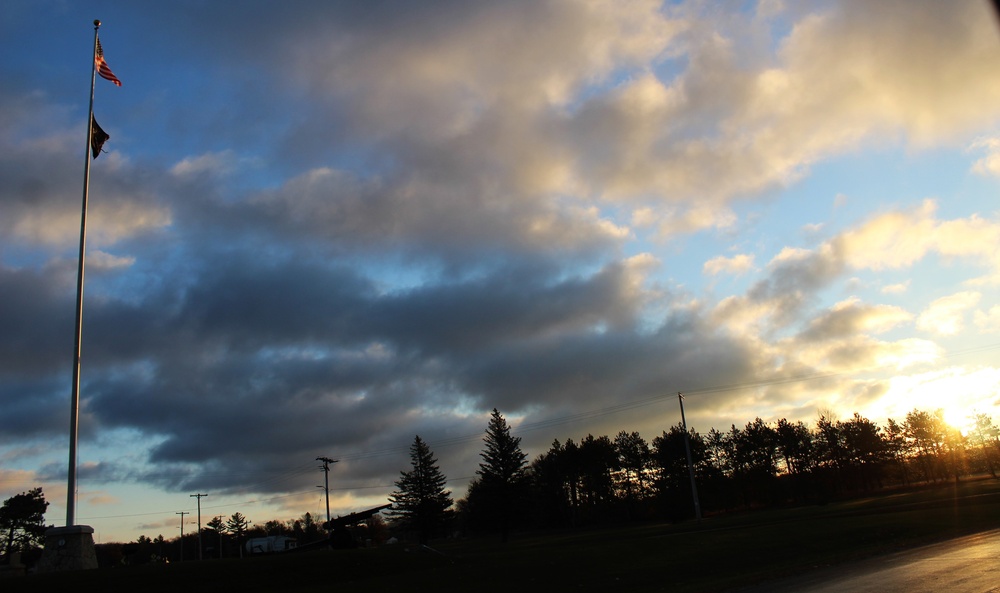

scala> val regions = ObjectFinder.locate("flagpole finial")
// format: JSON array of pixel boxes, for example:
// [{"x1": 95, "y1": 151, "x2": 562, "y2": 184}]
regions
[{"x1": 94, "y1": 19, "x2": 101, "y2": 28}]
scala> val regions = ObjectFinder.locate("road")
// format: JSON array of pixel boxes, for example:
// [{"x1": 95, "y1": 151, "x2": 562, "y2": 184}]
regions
[{"x1": 734, "y1": 529, "x2": 1000, "y2": 593}]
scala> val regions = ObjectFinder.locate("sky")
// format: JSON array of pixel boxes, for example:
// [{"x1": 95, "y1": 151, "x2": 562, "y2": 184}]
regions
[{"x1": 2, "y1": 0, "x2": 1000, "y2": 544}]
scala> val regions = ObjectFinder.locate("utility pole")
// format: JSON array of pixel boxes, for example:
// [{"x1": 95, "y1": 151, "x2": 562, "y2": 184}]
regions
[
  {"x1": 316, "y1": 456, "x2": 339, "y2": 524},
  {"x1": 190, "y1": 493, "x2": 207, "y2": 560},
  {"x1": 239, "y1": 520, "x2": 251, "y2": 559},
  {"x1": 678, "y1": 393, "x2": 703, "y2": 521},
  {"x1": 176, "y1": 511, "x2": 189, "y2": 562},
  {"x1": 215, "y1": 514, "x2": 224, "y2": 559}
]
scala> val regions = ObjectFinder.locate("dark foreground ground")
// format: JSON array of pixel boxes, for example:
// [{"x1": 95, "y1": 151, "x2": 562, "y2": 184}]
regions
[{"x1": 7, "y1": 478, "x2": 1000, "y2": 593}]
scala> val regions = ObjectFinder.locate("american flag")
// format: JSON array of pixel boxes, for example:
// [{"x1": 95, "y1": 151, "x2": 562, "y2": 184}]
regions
[{"x1": 95, "y1": 35, "x2": 122, "y2": 87}]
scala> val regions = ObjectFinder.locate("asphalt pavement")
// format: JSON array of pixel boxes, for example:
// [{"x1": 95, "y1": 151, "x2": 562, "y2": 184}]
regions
[{"x1": 732, "y1": 529, "x2": 1000, "y2": 593}]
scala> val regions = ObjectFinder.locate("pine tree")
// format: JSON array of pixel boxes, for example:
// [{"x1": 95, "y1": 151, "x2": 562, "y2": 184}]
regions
[
  {"x1": 473, "y1": 408, "x2": 528, "y2": 542},
  {"x1": 0, "y1": 487, "x2": 48, "y2": 557},
  {"x1": 226, "y1": 512, "x2": 249, "y2": 557},
  {"x1": 389, "y1": 435, "x2": 453, "y2": 544}
]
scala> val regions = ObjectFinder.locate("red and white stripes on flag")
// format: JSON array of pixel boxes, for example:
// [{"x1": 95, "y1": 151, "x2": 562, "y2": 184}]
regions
[{"x1": 95, "y1": 35, "x2": 121, "y2": 86}]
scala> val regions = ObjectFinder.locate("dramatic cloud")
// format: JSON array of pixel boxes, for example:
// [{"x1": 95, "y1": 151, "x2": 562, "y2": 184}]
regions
[{"x1": 3, "y1": 0, "x2": 1000, "y2": 541}]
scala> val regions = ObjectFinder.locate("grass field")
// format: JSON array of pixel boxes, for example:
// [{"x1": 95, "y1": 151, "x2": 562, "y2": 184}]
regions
[{"x1": 8, "y1": 478, "x2": 1000, "y2": 592}]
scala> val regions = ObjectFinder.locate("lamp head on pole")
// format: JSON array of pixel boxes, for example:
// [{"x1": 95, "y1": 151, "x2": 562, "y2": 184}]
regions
[{"x1": 94, "y1": 19, "x2": 101, "y2": 28}]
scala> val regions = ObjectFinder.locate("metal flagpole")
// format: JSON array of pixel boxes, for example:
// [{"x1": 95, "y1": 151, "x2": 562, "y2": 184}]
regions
[{"x1": 66, "y1": 19, "x2": 101, "y2": 528}]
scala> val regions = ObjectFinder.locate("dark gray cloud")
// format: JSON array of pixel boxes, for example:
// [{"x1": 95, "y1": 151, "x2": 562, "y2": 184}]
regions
[
  {"x1": 63, "y1": 248, "x2": 759, "y2": 493},
  {"x1": 4, "y1": 2, "x2": 999, "y2": 535}
]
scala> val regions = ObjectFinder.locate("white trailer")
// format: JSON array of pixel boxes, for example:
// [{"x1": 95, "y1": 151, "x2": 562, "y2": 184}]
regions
[{"x1": 246, "y1": 535, "x2": 297, "y2": 554}]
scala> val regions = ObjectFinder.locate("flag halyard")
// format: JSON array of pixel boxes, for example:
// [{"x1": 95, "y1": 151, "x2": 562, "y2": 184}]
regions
[{"x1": 95, "y1": 35, "x2": 122, "y2": 86}]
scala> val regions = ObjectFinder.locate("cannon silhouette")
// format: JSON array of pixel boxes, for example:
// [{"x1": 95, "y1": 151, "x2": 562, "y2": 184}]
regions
[{"x1": 290, "y1": 503, "x2": 392, "y2": 551}]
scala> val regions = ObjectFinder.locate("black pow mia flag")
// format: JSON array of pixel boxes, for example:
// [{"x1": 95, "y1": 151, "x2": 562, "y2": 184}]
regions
[{"x1": 91, "y1": 116, "x2": 110, "y2": 159}]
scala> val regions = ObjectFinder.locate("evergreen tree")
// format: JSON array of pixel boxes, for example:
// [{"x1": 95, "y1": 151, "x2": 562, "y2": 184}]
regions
[
  {"x1": 473, "y1": 408, "x2": 528, "y2": 542},
  {"x1": 292, "y1": 512, "x2": 323, "y2": 544},
  {"x1": 615, "y1": 430, "x2": 653, "y2": 504},
  {"x1": 153, "y1": 534, "x2": 167, "y2": 562},
  {"x1": 527, "y1": 440, "x2": 575, "y2": 528},
  {"x1": 652, "y1": 424, "x2": 709, "y2": 520},
  {"x1": 226, "y1": 512, "x2": 249, "y2": 557},
  {"x1": 1, "y1": 487, "x2": 48, "y2": 557},
  {"x1": 206, "y1": 515, "x2": 226, "y2": 535},
  {"x1": 775, "y1": 418, "x2": 814, "y2": 477},
  {"x1": 225, "y1": 512, "x2": 249, "y2": 536},
  {"x1": 389, "y1": 435, "x2": 453, "y2": 545},
  {"x1": 840, "y1": 413, "x2": 889, "y2": 491}
]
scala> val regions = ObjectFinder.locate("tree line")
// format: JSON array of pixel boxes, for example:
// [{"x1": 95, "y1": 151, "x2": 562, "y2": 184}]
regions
[
  {"x1": 0, "y1": 489, "x2": 385, "y2": 568},
  {"x1": 92, "y1": 508, "x2": 391, "y2": 565},
  {"x1": 4, "y1": 405, "x2": 998, "y2": 566},
  {"x1": 390, "y1": 407, "x2": 1000, "y2": 542}
]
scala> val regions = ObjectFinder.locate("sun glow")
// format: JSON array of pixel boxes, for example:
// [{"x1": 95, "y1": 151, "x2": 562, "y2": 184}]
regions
[
  {"x1": 867, "y1": 367, "x2": 1000, "y2": 434},
  {"x1": 941, "y1": 407, "x2": 977, "y2": 435}
]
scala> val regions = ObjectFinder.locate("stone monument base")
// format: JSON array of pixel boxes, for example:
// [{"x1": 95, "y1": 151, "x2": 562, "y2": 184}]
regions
[{"x1": 36, "y1": 525, "x2": 98, "y2": 573}]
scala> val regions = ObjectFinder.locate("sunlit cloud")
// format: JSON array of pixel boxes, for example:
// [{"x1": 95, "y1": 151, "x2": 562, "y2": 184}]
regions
[
  {"x1": 916, "y1": 291, "x2": 981, "y2": 335},
  {"x1": 136, "y1": 520, "x2": 174, "y2": 532},
  {"x1": 83, "y1": 492, "x2": 120, "y2": 507},
  {"x1": 170, "y1": 150, "x2": 242, "y2": 178},
  {"x1": 0, "y1": 469, "x2": 41, "y2": 499},
  {"x1": 881, "y1": 281, "x2": 909, "y2": 294},
  {"x1": 974, "y1": 305, "x2": 1000, "y2": 334},
  {"x1": 800, "y1": 297, "x2": 912, "y2": 341},
  {"x1": 832, "y1": 200, "x2": 1000, "y2": 285},
  {"x1": 871, "y1": 338, "x2": 943, "y2": 371},
  {"x1": 654, "y1": 204, "x2": 737, "y2": 238},
  {"x1": 89, "y1": 251, "x2": 136, "y2": 271},
  {"x1": 969, "y1": 136, "x2": 1000, "y2": 177},
  {"x1": 836, "y1": 200, "x2": 938, "y2": 270},
  {"x1": 704, "y1": 253, "x2": 755, "y2": 276}
]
